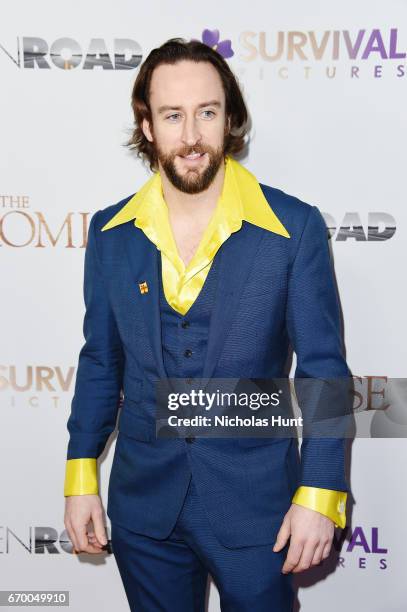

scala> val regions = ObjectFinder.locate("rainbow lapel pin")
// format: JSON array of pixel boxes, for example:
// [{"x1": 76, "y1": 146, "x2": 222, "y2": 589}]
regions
[{"x1": 138, "y1": 281, "x2": 149, "y2": 294}]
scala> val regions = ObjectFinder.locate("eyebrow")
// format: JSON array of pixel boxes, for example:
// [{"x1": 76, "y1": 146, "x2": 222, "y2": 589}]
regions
[{"x1": 157, "y1": 100, "x2": 222, "y2": 115}]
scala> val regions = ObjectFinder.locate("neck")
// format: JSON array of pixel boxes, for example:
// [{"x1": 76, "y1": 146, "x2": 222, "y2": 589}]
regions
[{"x1": 159, "y1": 159, "x2": 226, "y2": 221}]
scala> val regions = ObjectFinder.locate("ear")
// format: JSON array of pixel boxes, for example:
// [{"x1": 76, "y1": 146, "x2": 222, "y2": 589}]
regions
[
  {"x1": 225, "y1": 114, "x2": 231, "y2": 135},
  {"x1": 142, "y1": 117, "x2": 154, "y2": 143}
]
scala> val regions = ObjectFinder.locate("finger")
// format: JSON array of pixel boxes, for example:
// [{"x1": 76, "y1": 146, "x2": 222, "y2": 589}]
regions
[
  {"x1": 74, "y1": 545, "x2": 105, "y2": 555},
  {"x1": 71, "y1": 528, "x2": 105, "y2": 555},
  {"x1": 80, "y1": 542, "x2": 107, "y2": 555},
  {"x1": 65, "y1": 521, "x2": 80, "y2": 554},
  {"x1": 311, "y1": 542, "x2": 326, "y2": 567},
  {"x1": 72, "y1": 522, "x2": 106, "y2": 554},
  {"x1": 292, "y1": 539, "x2": 319, "y2": 573},
  {"x1": 67, "y1": 518, "x2": 101, "y2": 554},
  {"x1": 87, "y1": 534, "x2": 103, "y2": 548},
  {"x1": 92, "y1": 512, "x2": 108, "y2": 547},
  {"x1": 87, "y1": 533, "x2": 100, "y2": 543},
  {"x1": 273, "y1": 517, "x2": 291, "y2": 552},
  {"x1": 322, "y1": 540, "x2": 332, "y2": 560},
  {"x1": 282, "y1": 539, "x2": 303, "y2": 574},
  {"x1": 86, "y1": 529, "x2": 101, "y2": 545},
  {"x1": 76, "y1": 522, "x2": 90, "y2": 551}
]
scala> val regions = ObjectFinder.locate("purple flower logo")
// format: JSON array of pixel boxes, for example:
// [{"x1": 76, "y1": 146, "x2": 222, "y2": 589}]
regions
[{"x1": 199, "y1": 29, "x2": 234, "y2": 59}]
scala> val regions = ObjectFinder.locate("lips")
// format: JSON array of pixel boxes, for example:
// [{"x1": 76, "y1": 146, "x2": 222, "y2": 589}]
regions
[
  {"x1": 181, "y1": 152, "x2": 204, "y2": 159},
  {"x1": 178, "y1": 152, "x2": 208, "y2": 165}
]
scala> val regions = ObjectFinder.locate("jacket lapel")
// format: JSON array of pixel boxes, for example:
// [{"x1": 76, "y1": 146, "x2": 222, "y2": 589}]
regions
[
  {"x1": 122, "y1": 223, "x2": 167, "y2": 381},
  {"x1": 200, "y1": 221, "x2": 266, "y2": 383}
]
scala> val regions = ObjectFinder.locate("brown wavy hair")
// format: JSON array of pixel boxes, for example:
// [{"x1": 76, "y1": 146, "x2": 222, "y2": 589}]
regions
[{"x1": 123, "y1": 37, "x2": 249, "y2": 172}]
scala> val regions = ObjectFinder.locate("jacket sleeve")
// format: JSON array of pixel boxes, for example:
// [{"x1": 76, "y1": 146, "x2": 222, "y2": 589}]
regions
[
  {"x1": 64, "y1": 210, "x2": 124, "y2": 496},
  {"x1": 286, "y1": 204, "x2": 351, "y2": 504}
]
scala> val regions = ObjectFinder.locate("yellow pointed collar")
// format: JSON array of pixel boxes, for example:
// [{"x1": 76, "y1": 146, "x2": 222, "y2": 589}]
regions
[{"x1": 100, "y1": 155, "x2": 290, "y2": 239}]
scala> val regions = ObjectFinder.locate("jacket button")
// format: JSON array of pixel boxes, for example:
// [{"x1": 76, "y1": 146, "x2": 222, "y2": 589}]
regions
[
  {"x1": 185, "y1": 436, "x2": 195, "y2": 443},
  {"x1": 181, "y1": 320, "x2": 190, "y2": 329},
  {"x1": 184, "y1": 349, "x2": 193, "y2": 357}
]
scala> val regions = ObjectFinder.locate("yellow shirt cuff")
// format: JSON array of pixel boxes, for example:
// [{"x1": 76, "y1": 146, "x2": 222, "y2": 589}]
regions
[
  {"x1": 64, "y1": 458, "x2": 98, "y2": 496},
  {"x1": 292, "y1": 486, "x2": 347, "y2": 529}
]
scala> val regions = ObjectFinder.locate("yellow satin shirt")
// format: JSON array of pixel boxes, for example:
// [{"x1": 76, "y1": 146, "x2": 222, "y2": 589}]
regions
[{"x1": 64, "y1": 155, "x2": 347, "y2": 529}]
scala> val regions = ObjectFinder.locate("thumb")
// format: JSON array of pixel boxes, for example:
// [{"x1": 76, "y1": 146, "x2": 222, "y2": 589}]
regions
[
  {"x1": 92, "y1": 510, "x2": 108, "y2": 546},
  {"x1": 273, "y1": 515, "x2": 291, "y2": 552}
]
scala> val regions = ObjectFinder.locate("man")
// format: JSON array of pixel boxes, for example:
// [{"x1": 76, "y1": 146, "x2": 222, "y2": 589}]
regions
[{"x1": 64, "y1": 38, "x2": 350, "y2": 611}]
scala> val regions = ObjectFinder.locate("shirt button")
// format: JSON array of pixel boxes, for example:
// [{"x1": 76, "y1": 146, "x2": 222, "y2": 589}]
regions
[
  {"x1": 181, "y1": 320, "x2": 190, "y2": 329},
  {"x1": 184, "y1": 349, "x2": 193, "y2": 357},
  {"x1": 185, "y1": 436, "x2": 195, "y2": 443}
]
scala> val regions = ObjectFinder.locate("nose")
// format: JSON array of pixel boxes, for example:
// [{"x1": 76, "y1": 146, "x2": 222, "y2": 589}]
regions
[{"x1": 181, "y1": 114, "x2": 201, "y2": 147}]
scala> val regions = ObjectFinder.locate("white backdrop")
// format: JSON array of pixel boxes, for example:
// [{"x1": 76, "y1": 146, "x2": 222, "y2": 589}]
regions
[{"x1": 1, "y1": 1, "x2": 406, "y2": 610}]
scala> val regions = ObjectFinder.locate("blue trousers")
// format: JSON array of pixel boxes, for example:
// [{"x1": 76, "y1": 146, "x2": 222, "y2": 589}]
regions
[{"x1": 110, "y1": 475, "x2": 294, "y2": 611}]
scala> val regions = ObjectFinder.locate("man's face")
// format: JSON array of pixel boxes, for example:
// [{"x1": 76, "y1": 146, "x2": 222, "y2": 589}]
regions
[{"x1": 142, "y1": 60, "x2": 229, "y2": 194}]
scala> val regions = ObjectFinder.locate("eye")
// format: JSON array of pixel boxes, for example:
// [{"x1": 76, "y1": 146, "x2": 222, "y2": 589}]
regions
[
  {"x1": 202, "y1": 110, "x2": 215, "y2": 119},
  {"x1": 166, "y1": 113, "x2": 180, "y2": 121}
]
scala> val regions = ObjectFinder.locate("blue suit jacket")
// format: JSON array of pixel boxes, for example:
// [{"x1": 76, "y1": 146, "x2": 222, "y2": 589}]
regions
[{"x1": 66, "y1": 183, "x2": 350, "y2": 548}]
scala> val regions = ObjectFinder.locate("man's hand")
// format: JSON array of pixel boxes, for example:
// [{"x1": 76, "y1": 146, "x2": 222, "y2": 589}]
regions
[
  {"x1": 64, "y1": 495, "x2": 108, "y2": 554},
  {"x1": 273, "y1": 503, "x2": 334, "y2": 573}
]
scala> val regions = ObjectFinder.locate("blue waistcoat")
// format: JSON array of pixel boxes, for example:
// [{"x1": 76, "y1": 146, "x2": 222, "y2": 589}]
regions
[{"x1": 158, "y1": 248, "x2": 220, "y2": 382}]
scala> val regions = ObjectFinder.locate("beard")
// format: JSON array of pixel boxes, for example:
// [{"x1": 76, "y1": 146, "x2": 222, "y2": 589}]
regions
[{"x1": 154, "y1": 141, "x2": 226, "y2": 195}]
